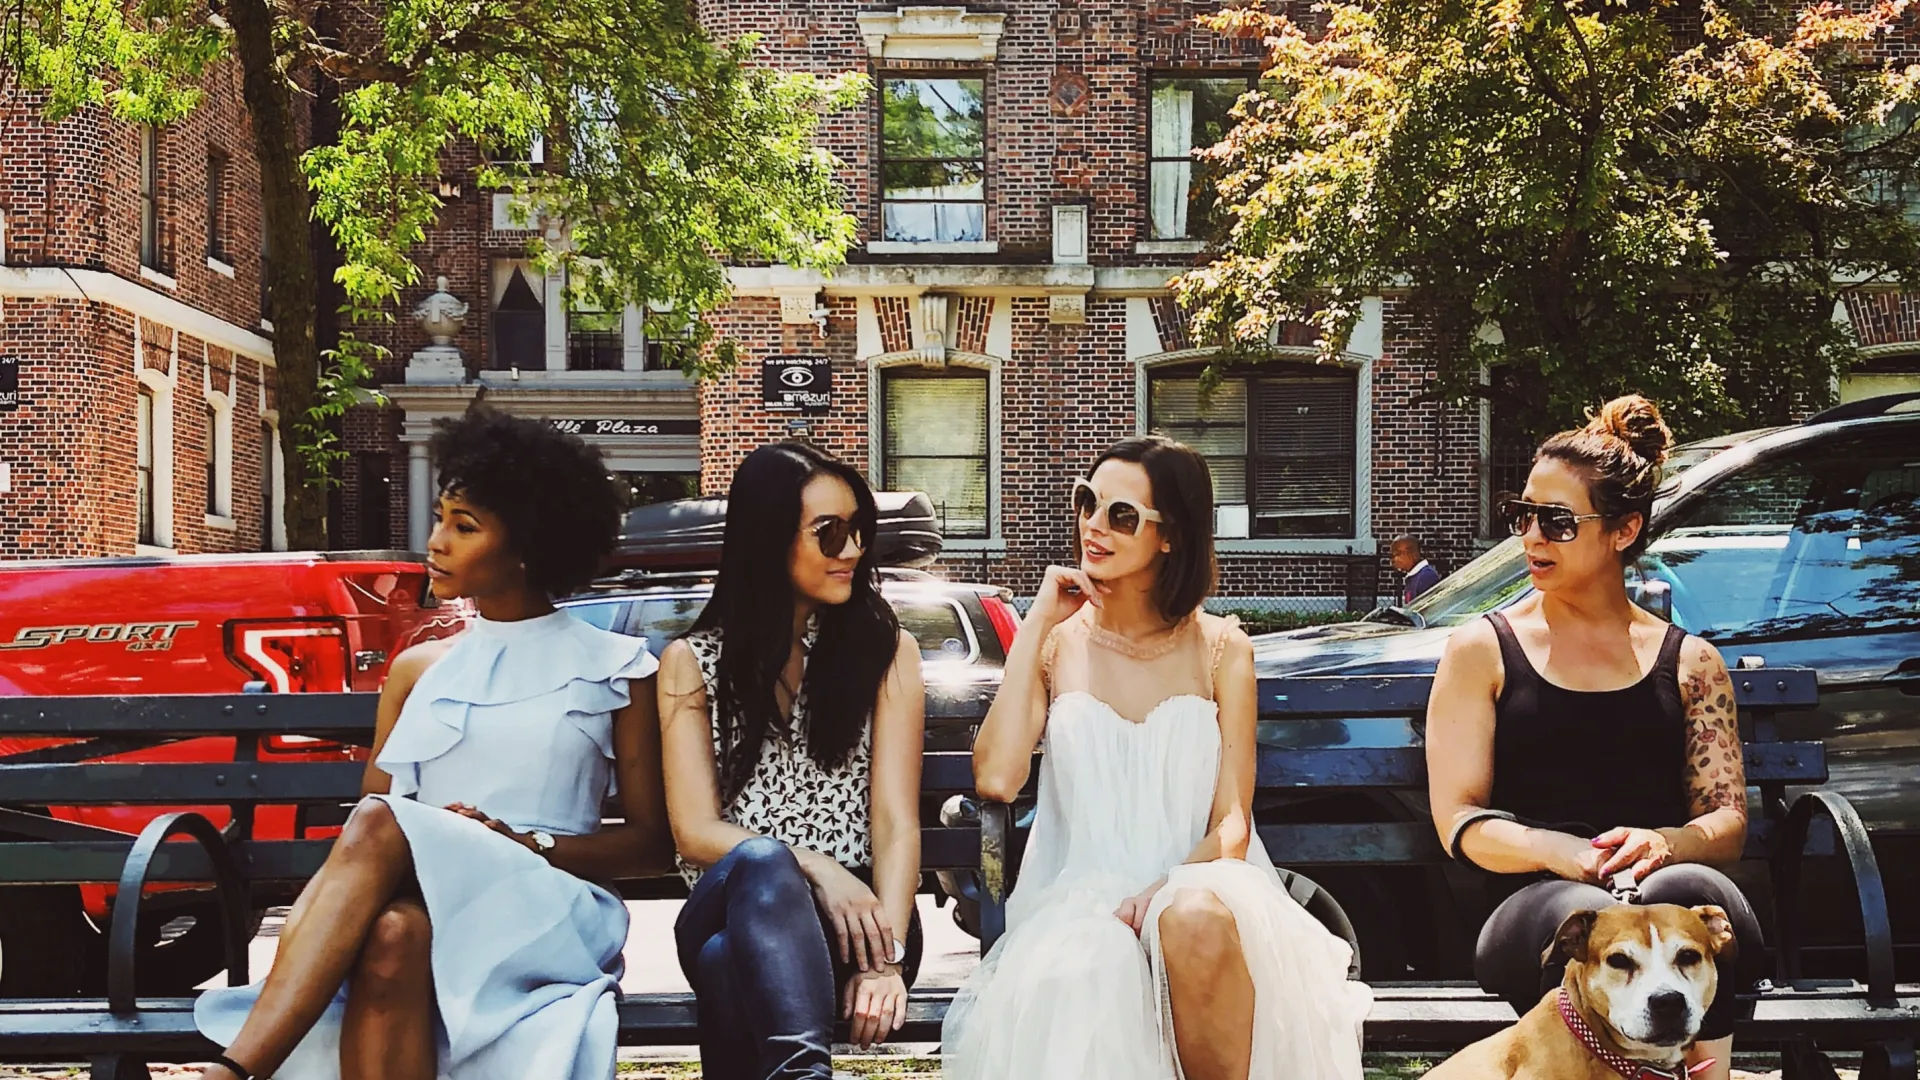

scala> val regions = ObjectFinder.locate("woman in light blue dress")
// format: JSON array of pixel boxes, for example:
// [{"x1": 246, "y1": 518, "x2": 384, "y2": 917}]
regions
[{"x1": 194, "y1": 408, "x2": 670, "y2": 1080}]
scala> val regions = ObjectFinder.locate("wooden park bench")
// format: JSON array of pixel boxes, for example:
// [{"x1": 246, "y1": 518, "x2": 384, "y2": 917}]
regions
[
  {"x1": 969, "y1": 666, "x2": 1919, "y2": 1080},
  {"x1": 1, "y1": 667, "x2": 1915, "y2": 1078}
]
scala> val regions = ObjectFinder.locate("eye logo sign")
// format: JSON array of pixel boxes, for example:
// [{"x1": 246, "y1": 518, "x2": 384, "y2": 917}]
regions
[{"x1": 762, "y1": 355, "x2": 832, "y2": 415}]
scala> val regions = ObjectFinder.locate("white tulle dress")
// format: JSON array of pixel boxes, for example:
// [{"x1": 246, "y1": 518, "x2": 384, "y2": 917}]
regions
[
  {"x1": 195, "y1": 609, "x2": 658, "y2": 1080},
  {"x1": 941, "y1": 610, "x2": 1371, "y2": 1080}
]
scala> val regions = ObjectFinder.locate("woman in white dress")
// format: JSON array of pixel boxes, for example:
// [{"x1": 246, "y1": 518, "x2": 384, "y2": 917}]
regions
[
  {"x1": 193, "y1": 409, "x2": 671, "y2": 1080},
  {"x1": 944, "y1": 435, "x2": 1372, "y2": 1080}
]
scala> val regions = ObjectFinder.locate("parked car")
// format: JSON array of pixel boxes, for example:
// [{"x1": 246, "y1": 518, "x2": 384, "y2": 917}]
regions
[
  {"x1": 561, "y1": 567, "x2": 1018, "y2": 751},
  {"x1": 1250, "y1": 395, "x2": 1920, "y2": 979},
  {"x1": 0, "y1": 551, "x2": 463, "y2": 996}
]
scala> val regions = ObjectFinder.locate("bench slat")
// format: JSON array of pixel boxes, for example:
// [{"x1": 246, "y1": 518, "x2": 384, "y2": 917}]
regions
[
  {"x1": 0, "y1": 826, "x2": 991, "y2": 885},
  {"x1": 1259, "y1": 668, "x2": 1820, "y2": 716}
]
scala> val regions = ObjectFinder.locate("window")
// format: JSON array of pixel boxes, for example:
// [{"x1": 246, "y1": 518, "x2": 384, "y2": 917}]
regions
[
  {"x1": 882, "y1": 368, "x2": 989, "y2": 538},
  {"x1": 205, "y1": 404, "x2": 221, "y2": 515},
  {"x1": 566, "y1": 307, "x2": 623, "y2": 371},
  {"x1": 491, "y1": 260, "x2": 546, "y2": 370},
  {"x1": 1148, "y1": 369, "x2": 1357, "y2": 538},
  {"x1": 139, "y1": 126, "x2": 161, "y2": 269},
  {"x1": 881, "y1": 78, "x2": 986, "y2": 243},
  {"x1": 1148, "y1": 78, "x2": 1250, "y2": 241},
  {"x1": 260, "y1": 228, "x2": 273, "y2": 324},
  {"x1": 1852, "y1": 102, "x2": 1920, "y2": 222},
  {"x1": 358, "y1": 453, "x2": 391, "y2": 548},
  {"x1": 137, "y1": 389, "x2": 156, "y2": 545},
  {"x1": 564, "y1": 600, "x2": 628, "y2": 633},
  {"x1": 1483, "y1": 365, "x2": 1542, "y2": 539},
  {"x1": 1638, "y1": 429, "x2": 1920, "y2": 638},
  {"x1": 206, "y1": 148, "x2": 229, "y2": 263},
  {"x1": 260, "y1": 421, "x2": 276, "y2": 552}
]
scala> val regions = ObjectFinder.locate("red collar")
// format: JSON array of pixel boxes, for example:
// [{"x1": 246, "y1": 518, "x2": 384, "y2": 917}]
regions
[{"x1": 1556, "y1": 989, "x2": 1715, "y2": 1080}]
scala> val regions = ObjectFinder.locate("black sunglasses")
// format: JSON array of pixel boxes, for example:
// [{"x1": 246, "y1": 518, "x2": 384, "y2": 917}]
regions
[
  {"x1": 1072, "y1": 479, "x2": 1164, "y2": 537},
  {"x1": 1498, "y1": 499, "x2": 1605, "y2": 543},
  {"x1": 807, "y1": 515, "x2": 870, "y2": 559}
]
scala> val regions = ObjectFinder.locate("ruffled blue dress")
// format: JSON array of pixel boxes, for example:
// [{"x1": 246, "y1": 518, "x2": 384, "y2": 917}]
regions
[{"x1": 195, "y1": 609, "x2": 659, "y2": 1080}]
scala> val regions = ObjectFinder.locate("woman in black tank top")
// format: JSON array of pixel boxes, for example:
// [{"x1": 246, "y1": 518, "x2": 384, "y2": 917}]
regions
[{"x1": 1426, "y1": 397, "x2": 1760, "y2": 1080}]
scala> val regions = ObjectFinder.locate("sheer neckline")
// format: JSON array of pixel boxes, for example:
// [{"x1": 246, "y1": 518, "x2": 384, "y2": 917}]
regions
[{"x1": 1083, "y1": 611, "x2": 1197, "y2": 661}]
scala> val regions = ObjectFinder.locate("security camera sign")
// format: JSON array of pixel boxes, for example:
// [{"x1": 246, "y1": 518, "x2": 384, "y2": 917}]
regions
[{"x1": 763, "y1": 355, "x2": 831, "y2": 415}]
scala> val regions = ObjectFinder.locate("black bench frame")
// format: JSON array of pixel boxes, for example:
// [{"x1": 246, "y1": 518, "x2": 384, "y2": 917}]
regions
[{"x1": 2, "y1": 667, "x2": 1915, "y2": 1079}]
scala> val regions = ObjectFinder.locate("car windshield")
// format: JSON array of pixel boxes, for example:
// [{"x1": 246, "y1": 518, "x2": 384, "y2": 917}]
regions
[{"x1": 1378, "y1": 427, "x2": 1762, "y2": 628}]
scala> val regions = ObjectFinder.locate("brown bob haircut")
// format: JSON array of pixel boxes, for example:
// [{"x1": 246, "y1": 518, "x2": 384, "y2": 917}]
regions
[{"x1": 1077, "y1": 435, "x2": 1218, "y2": 623}]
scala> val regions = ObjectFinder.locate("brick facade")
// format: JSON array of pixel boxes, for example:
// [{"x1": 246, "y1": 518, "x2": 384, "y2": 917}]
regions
[{"x1": 1, "y1": 75, "x2": 284, "y2": 557}]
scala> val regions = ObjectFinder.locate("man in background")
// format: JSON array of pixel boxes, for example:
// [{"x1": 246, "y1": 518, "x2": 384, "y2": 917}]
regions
[{"x1": 1392, "y1": 535, "x2": 1442, "y2": 604}]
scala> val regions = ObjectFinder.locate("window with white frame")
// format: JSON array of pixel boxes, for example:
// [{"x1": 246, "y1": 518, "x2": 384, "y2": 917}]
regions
[
  {"x1": 565, "y1": 284, "x2": 623, "y2": 372},
  {"x1": 882, "y1": 367, "x2": 990, "y2": 538},
  {"x1": 137, "y1": 389, "x2": 157, "y2": 545},
  {"x1": 881, "y1": 78, "x2": 987, "y2": 244},
  {"x1": 259, "y1": 419, "x2": 277, "y2": 551},
  {"x1": 491, "y1": 259, "x2": 546, "y2": 370},
  {"x1": 1148, "y1": 367, "x2": 1357, "y2": 538},
  {"x1": 1147, "y1": 77, "x2": 1250, "y2": 241},
  {"x1": 204, "y1": 399, "x2": 231, "y2": 519}
]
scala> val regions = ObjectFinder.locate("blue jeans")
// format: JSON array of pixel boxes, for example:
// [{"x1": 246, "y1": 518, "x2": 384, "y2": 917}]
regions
[{"x1": 674, "y1": 837, "x2": 923, "y2": 1080}]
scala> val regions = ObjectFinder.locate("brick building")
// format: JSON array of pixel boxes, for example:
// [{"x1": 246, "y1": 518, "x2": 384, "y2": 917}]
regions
[
  {"x1": 8, "y1": 4, "x2": 1918, "y2": 604},
  {"x1": 368, "y1": 2, "x2": 1920, "y2": 608},
  {"x1": 0, "y1": 71, "x2": 287, "y2": 558}
]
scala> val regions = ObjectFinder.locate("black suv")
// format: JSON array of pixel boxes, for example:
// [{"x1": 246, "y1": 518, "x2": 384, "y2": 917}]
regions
[{"x1": 1249, "y1": 394, "x2": 1920, "y2": 978}]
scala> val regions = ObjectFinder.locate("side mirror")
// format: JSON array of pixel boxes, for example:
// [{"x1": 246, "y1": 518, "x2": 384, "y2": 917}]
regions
[{"x1": 1630, "y1": 577, "x2": 1673, "y2": 622}]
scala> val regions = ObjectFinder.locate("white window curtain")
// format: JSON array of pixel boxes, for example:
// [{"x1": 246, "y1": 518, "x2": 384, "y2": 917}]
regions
[
  {"x1": 884, "y1": 191, "x2": 986, "y2": 244},
  {"x1": 1150, "y1": 87, "x2": 1195, "y2": 240}
]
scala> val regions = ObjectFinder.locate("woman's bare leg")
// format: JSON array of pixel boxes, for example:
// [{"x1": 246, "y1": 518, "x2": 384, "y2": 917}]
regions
[
  {"x1": 341, "y1": 899, "x2": 435, "y2": 1080},
  {"x1": 197, "y1": 798, "x2": 415, "y2": 1079},
  {"x1": 1160, "y1": 888, "x2": 1255, "y2": 1080}
]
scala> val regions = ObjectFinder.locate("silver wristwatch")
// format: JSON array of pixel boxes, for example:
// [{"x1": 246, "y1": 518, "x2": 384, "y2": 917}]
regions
[{"x1": 527, "y1": 830, "x2": 556, "y2": 858}]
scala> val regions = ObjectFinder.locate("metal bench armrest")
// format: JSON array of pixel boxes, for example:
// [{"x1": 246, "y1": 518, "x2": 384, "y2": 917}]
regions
[
  {"x1": 1773, "y1": 790, "x2": 1898, "y2": 1008},
  {"x1": 979, "y1": 801, "x2": 1013, "y2": 951},
  {"x1": 107, "y1": 812, "x2": 250, "y2": 1015}
]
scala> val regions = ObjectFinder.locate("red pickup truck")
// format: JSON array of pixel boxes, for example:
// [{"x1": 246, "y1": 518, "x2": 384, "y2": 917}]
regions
[{"x1": 0, "y1": 551, "x2": 463, "y2": 996}]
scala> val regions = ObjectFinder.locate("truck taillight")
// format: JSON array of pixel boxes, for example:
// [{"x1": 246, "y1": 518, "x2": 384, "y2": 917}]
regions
[
  {"x1": 226, "y1": 618, "x2": 351, "y2": 694},
  {"x1": 983, "y1": 592, "x2": 1020, "y2": 656}
]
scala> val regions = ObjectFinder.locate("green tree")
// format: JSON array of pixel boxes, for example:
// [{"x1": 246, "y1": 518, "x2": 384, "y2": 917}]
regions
[
  {"x1": 1181, "y1": 0, "x2": 1920, "y2": 441},
  {"x1": 5, "y1": 0, "x2": 862, "y2": 547}
]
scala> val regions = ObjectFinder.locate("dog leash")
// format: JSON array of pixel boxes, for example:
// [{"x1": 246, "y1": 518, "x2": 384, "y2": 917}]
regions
[{"x1": 1556, "y1": 989, "x2": 1716, "y2": 1080}]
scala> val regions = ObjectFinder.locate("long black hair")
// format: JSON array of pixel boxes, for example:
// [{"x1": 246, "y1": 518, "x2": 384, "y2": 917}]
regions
[{"x1": 689, "y1": 442, "x2": 900, "y2": 802}]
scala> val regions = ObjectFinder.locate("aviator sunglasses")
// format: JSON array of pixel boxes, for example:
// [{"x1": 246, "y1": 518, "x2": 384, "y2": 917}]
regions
[
  {"x1": 1072, "y1": 478, "x2": 1164, "y2": 536},
  {"x1": 807, "y1": 515, "x2": 870, "y2": 558},
  {"x1": 1497, "y1": 498, "x2": 1605, "y2": 543}
]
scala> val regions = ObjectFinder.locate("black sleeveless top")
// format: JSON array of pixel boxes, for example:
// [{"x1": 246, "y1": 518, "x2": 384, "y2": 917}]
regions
[{"x1": 1486, "y1": 611, "x2": 1692, "y2": 839}]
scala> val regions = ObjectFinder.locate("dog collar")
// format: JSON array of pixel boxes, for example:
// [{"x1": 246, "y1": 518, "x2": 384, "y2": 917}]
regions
[{"x1": 1556, "y1": 989, "x2": 1716, "y2": 1080}]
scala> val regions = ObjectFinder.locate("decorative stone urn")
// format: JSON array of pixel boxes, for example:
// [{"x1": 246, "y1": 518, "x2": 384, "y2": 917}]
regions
[
  {"x1": 414, "y1": 276, "x2": 469, "y2": 346},
  {"x1": 405, "y1": 276, "x2": 470, "y2": 385}
]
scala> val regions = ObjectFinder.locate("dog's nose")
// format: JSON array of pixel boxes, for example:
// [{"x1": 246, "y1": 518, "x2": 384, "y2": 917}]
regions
[{"x1": 1647, "y1": 990, "x2": 1689, "y2": 1026}]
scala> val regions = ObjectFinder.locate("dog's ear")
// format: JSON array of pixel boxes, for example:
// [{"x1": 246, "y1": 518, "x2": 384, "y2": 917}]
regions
[
  {"x1": 1690, "y1": 905, "x2": 1737, "y2": 962},
  {"x1": 1544, "y1": 910, "x2": 1599, "y2": 969}
]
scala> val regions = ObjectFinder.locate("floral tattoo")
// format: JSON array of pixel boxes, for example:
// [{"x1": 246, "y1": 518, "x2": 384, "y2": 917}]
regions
[{"x1": 1682, "y1": 645, "x2": 1747, "y2": 818}]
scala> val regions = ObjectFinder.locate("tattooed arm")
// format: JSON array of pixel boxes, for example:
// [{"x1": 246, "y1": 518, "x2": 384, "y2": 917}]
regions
[{"x1": 1665, "y1": 640, "x2": 1749, "y2": 866}]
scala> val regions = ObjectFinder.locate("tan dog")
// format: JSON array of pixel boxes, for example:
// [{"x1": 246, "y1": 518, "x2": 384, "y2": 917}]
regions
[{"x1": 1424, "y1": 904, "x2": 1738, "y2": 1080}]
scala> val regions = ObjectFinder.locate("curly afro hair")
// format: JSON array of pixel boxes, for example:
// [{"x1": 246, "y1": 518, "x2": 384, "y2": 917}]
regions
[{"x1": 428, "y1": 407, "x2": 625, "y2": 597}]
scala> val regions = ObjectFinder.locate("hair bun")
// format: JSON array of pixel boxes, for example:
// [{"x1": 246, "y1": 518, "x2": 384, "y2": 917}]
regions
[{"x1": 1587, "y1": 395, "x2": 1672, "y2": 466}]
